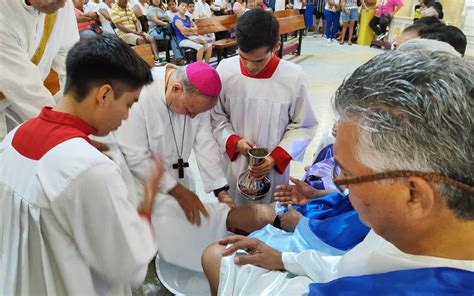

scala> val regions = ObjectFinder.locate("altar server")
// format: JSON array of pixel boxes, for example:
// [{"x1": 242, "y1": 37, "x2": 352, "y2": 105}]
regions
[
  {"x1": 202, "y1": 50, "x2": 474, "y2": 295},
  {"x1": 0, "y1": 0, "x2": 79, "y2": 140},
  {"x1": 0, "y1": 35, "x2": 160, "y2": 295},
  {"x1": 211, "y1": 9, "x2": 318, "y2": 206}
]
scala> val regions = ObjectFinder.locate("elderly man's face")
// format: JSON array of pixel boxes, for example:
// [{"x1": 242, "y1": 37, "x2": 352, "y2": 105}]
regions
[
  {"x1": 28, "y1": 0, "x2": 66, "y2": 14},
  {"x1": 334, "y1": 121, "x2": 413, "y2": 238}
]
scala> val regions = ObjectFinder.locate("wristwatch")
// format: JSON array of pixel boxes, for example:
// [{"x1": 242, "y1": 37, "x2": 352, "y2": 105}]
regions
[{"x1": 213, "y1": 185, "x2": 230, "y2": 197}]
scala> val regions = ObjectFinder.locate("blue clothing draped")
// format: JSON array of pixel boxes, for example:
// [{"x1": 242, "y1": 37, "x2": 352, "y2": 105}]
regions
[{"x1": 309, "y1": 267, "x2": 474, "y2": 295}]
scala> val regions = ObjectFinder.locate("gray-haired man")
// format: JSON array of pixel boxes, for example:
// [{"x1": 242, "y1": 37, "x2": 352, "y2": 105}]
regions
[{"x1": 202, "y1": 50, "x2": 474, "y2": 295}]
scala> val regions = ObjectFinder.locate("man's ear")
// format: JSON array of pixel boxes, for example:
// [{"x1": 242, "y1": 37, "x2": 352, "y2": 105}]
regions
[
  {"x1": 95, "y1": 84, "x2": 114, "y2": 107},
  {"x1": 273, "y1": 41, "x2": 281, "y2": 54},
  {"x1": 172, "y1": 82, "x2": 184, "y2": 94},
  {"x1": 406, "y1": 176, "x2": 436, "y2": 219}
]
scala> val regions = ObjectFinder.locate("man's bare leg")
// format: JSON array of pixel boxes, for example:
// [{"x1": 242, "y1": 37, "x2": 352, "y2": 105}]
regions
[
  {"x1": 226, "y1": 203, "x2": 277, "y2": 233},
  {"x1": 202, "y1": 242, "x2": 226, "y2": 296}
]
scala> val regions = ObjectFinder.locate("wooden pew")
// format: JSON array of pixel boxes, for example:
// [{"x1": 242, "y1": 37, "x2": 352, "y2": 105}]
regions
[
  {"x1": 274, "y1": 9, "x2": 300, "y2": 19},
  {"x1": 132, "y1": 44, "x2": 155, "y2": 67},
  {"x1": 195, "y1": 15, "x2": 238, "y2": 63},
  {"x1": 277, "y1": 15, "x2": 305, "y2": 57}
]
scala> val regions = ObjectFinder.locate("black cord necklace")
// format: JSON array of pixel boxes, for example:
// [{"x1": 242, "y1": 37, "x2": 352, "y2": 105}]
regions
[{"x1": 165, "y1": 69, "x2": 189, "y2": 179}]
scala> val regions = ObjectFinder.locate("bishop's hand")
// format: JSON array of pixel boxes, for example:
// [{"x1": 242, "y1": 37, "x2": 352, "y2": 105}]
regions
[{"x1": 170, "y1": 183, "x2": 209, "y2": 226}]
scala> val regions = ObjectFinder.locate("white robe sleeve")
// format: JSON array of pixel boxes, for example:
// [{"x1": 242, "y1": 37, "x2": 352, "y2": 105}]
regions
[
  {"x1": 210, "y1": 86, "x2": 237, "y2": 155},
  {"x1": 114, "y1": 103, "x2": 178, "y2": 195},
  {"x1": 0, "y1": 38, "x2": 55, "y2": 120},
  {"x1": 193, "y1": 111, "x2": 228, "y2": 192},
  {"x1": 50, "y1": 163, "x2": 157, "y2": 286},
  {"x1": 282, "y1": 250, "x2": 342, "y2": 283},
  {"x1": 276, "y1": 72, "x2": 318, "y2": 161}
]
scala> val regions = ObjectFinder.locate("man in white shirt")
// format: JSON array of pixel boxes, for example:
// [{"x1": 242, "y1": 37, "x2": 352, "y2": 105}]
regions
[
  {"x1": 0, "y1": 0, "x2": 79, "y2": 140},
  {"x1": 97, "y1": 0, "x2": 116, "y2": 34},
  {"x1": 195, "y1": 0, "x2": 213, "y2": 18},
  {"x1": 202, "y1": 50, "x2": 474, "y2": 295},
  {"x1": 0, "y1": 34, "x2": 161, "y2": 296}
]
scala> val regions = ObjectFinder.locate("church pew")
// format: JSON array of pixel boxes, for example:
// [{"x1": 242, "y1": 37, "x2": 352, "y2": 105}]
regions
[
  {"x1": 195, "y1": 15, "x2": 238, "y2": 64},
  {"x1": 277, "y1": 15, "x2": 305, "y2": 57},
  {"x1": 274, "y1": 9, "x2": 300, "y2": 19},
  {"x1": 132, "y1": 44, "x2": 156, "y2": 67}
]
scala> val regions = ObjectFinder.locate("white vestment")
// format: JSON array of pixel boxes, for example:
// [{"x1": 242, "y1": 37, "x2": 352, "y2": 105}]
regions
[
  {"x1": 211, "y1": 56, "x2": 318, "y2": 206},
  {"x1": 113, "y1": 66, "x2": 231, "y2": 272},
  {"x1": 0, "y1": 0, "x2": 79, "y2": 138},
  {"x1": 0, "y1": 118, "x2": 157, "y2": 295},
  {"x1": 218, "y1": 230, "x2": 474, "y2": 295}
]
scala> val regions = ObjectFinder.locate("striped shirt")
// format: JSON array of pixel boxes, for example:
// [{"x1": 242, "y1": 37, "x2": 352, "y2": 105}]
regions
[{"x1": 110, "y1": 3, "x2": 137, "y2": 37}]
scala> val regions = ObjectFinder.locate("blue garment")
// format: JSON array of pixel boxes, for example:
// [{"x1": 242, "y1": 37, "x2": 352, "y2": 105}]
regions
[
  {"x1": 309, "y1": 267, "x2": 474, "y2": 295},
  {"x1": 149, "y1": 28, "x2": 183, "y2": 59},
  {"x1": 324, "y1": 9, "x2": 340, "y2": 39},
  {"x1": 172, "y1": 15, "x2": 191, "y2": 44},
  {"x1": 304, "y1": 144, "x2": 334, "y2": 190},
  {"x1": 250, "y1": 193, "x2": 370, "y2": 255},
  {"x1": 304, "y1": 3, "x2": 315, "y2": 27}
]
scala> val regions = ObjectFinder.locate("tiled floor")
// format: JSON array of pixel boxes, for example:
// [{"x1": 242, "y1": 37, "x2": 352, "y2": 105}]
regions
[{"x1": 133, "y1": 35, "x2": 382, "y2": 296}]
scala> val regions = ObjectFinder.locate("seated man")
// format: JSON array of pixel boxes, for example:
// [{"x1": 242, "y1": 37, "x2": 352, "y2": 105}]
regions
[
  {"x1": 111, "y1": 0, "x2": 160, "y2": 62},
  {"x1": 202, "y1": 50, "x2": 474, "y2": 295},
  {"x1": 0, "y1": 35, "x2": 161, "y2": 295}
]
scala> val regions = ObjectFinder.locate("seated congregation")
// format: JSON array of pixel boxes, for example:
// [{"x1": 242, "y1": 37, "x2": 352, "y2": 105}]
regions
[{"x1": 0, "y1": 3, "x2": 473, "y2": 296}]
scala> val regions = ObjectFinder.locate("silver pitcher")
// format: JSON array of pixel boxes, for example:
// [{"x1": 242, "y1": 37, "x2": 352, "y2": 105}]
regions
[{"x1": 237, "y1": 148, "x2": 272, "y2": 201}]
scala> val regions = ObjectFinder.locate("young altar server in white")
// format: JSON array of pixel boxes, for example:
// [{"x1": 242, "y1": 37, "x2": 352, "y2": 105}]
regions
[
  {"x1": 0, "y1": 0, "x2": 79, "y2": 140},
  {"x1": 202, "y1": 50, "x2": 474, "y2": 295},
  {"x1": 0, "y1": 35, "x2": 162, "y2": 295},
  {"x1": 114, "y1": 62, "x2": 233, "y2": 272},
  {"x1": 211, "y1": 9, "x2": 318, "y2": 206}
]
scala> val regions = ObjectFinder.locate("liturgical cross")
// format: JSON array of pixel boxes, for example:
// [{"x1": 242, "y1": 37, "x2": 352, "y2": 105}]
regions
[{"x1": 172, "y1": 158, "x2": 189, "y2": 179}]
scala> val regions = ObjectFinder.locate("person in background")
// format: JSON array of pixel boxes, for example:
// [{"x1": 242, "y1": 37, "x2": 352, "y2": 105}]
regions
[
  {"x1": 233, "y1": 0, "x2": 246, "y2": 17},
  {"x1": 74, "y1": 0, "x2": 101, "y2": 39},
  {"x1": 97, "y1": 0, "x2": 116, "y2": 34},
  {"x1": 173, "y1": 2, "x2": 213, "y2": 63},
  {"x1": 369, "y1": 0, "x2": 403, "y2": 41},
  {"x1": 111, "y1": 0, "x2": 161, "y2": 62},
  {"x1": 324, "y1": 0, "x2": 341, "y2": 43},
  {"x1": 338, "y1": 0, "x2": 358, "y2": 45},
  {"x1": 148, "y1": 0, "x2": 186, "y2": 65}
]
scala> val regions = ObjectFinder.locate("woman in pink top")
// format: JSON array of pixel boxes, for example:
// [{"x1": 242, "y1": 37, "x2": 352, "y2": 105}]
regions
[
  {"x1": 73, "y1": 0, "x2": 100, "y2": 40},
  {"x1": 369, "y1": 0, "x2": 403, "y2": 40}
]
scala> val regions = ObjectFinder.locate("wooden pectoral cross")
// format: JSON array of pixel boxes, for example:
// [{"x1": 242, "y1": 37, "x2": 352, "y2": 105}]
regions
[{"x1": 172, "y1": 158, "x2": 189, "y2": 179}]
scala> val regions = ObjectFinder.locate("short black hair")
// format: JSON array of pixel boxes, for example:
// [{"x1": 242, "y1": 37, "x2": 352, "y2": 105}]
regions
[
  {"x1": 236, "y1": 8, "x2": 279, "y2": 53},
  {"x1": 64, "y1": 33, "x2": 153, "y2": 102},
  {"x1": 402, "y1": 23, "x2": 427, "y2": 34},
  {"x1": 427, "y1": 2, "x2": 443, "y2": 19},
  {"x1": 414, "y1": 16, "x2": 442, "y2": 26},
  {"x1": 419, "y1": 23, "x2": 467, "y2": 56}
]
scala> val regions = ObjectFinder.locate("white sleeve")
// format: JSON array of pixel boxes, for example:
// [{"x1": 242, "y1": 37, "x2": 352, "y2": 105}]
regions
[
  {"x1": 0, "y1": 36, "x2": 55, "y2": 120},
  {"x1": 193, "y1": 112, "x2": 227, "y2": 192},
  {"x1": 210, "y1": 65, "x2": 238, "y2": 155},
  {"x1": 114, "y1": 102, "x2": 178, "y2": 194},
  {"x1": 51, "y1": 22, "x2": 79, "y2": 98},
  {"x1": 282, "y1": 250, "x2": 342, "y2": 283},
  {"x1": 51, "y1": 163, "x2": 157, "y2": 285},
  {"x1": 277, "y1": 72, "x2": 318, "y2": 161}
]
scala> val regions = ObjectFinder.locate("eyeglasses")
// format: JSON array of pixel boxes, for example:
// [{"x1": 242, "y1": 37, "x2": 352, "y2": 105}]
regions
[{"x1": 331, "y1": 161, "x2": 474, "y2": 193}]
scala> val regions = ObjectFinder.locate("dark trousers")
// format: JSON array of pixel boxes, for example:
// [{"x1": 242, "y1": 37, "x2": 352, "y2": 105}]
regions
[{"x1": 369, "y1": 16, "x2": 388, "y2": 36}]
